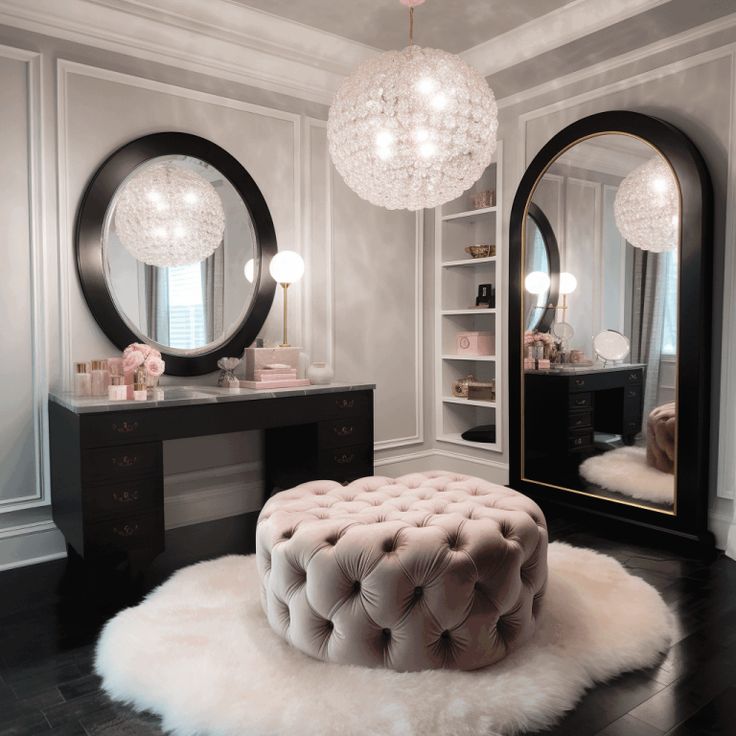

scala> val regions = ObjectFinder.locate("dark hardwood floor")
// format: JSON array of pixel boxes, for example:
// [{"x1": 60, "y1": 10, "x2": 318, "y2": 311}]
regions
[{"x1": 0, "y1": 508, "x2": 734, "y2": 736}]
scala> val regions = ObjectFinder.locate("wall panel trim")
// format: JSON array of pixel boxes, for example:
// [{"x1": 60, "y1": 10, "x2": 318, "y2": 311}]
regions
[{"x1": 0, "y1": 43, "x2": 47, "y2": 511}]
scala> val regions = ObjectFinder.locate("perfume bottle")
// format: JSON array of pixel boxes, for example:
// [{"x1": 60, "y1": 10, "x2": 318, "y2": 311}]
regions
[
  {"x1": 90, "y1": 359, "x2": 111, "y2": 397},
  {"x1": 108, "y1": 375, "x2": 126, "y2": 401},
  {"x1": 74, "y1": 362, "x2": 91, "y2": 397},
  {"x1": 133, "y1": 368, "x2": 147, "y2": 401}
]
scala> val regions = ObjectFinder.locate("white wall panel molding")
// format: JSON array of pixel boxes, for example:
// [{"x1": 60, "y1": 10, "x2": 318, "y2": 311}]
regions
[
  {"x1": 716, "y1": 52, "x2": 736, "y2": 501},
  {"x1": 0, "y1": 0, "x2": 377, "y2": 104},
  {"x1": 0, "y1": 43, "x2": 48, "y2": 511},
  {"x1": 497, "y1": 12, "x2": 736, "y2": 110},
  {"x1": 463, "y1": 0, "x2": 669, "y2": 77},
  {"x1": 302, "y1": 117, "x2": 335, "y2": 368},
  {"x1": 55, "y1": 59, "x2": 303, "y2": 389},
  {"x1": 373, "y1": 212, "x2": 425, "y2": 452}
]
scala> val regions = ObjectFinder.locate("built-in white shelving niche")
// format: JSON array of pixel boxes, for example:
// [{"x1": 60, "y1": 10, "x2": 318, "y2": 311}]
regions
[{"x1": 434, "y1": 142, "x2": 503, "y2": 453}]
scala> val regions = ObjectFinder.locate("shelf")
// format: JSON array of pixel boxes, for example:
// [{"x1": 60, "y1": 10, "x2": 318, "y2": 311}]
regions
[
  {"x1": 442, "y1": 396, "x2": 496, "y2": 408},
  {"x1": 442, "y1": 256, "x2": 496, "y2": 267},
  {"x1": 441, "y1": 354, "x2": 496, "y2": 362},
  {"x1": 442, "y1": 206, "x2": 496, "y2": 221},
  {"x1": 441, "y1": 309, "x2": 495, "y2": 316},
  {"x1": 437, "y1": 432, "x2": 499, "y2": 451}
]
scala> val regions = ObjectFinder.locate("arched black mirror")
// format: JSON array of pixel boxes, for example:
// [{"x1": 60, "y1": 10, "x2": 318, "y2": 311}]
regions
[
  {"x1": 524, "y1": 202, "x2": 560, "y2": 334},
  {"x1": 76, "y1": 132, "x2": 277, "y2": 376},
  {"x1": 509, "y1": 111, "x2": 713, "y2": 547}
]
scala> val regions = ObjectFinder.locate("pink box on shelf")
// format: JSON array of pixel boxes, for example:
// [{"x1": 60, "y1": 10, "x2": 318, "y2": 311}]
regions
[{"x1": 455, "y1": 331, "x2": 494, "y2": 356}]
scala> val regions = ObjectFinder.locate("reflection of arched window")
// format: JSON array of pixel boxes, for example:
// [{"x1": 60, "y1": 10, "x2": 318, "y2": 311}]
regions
[{"x1": 660, "y1": 249, "x2": 678, "y2": 355}]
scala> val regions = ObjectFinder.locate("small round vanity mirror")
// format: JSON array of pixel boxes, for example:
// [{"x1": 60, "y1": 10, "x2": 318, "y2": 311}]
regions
[
  {"x1": 77, "y1": 133, "x2": 278, "y2": 375},
  {"x1": 593, "y1": 330, "x2": 631, "y2": 363}
]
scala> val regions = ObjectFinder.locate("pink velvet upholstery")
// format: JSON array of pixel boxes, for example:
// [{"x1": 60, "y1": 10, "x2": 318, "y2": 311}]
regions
[
  {"x1": 256, "y1": 471, "x2": 548, "y2": 672},
  {"x1": 646, "y1": 402, "x2": 676, "y2": 474}
]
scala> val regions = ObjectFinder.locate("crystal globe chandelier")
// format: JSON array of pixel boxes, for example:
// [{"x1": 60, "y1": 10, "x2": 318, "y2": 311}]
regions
[
  {"x1": 327, "y1": 0, "x2": 498, "y2": 211},
  {"x1": 114, "y1": 161, "x2": 225, "y2": 268},
  {"x1": 613, "y1": 156, "x2": 678, "y2": 252}
]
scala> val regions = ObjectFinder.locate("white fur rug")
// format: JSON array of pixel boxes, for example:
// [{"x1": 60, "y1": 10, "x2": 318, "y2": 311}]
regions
[
  {"x1": 579, "y1": 447, "x2": 674, "y2": 505},
  {"x1": 95, "y1": 543, "x2": 673, "y2": 736}
]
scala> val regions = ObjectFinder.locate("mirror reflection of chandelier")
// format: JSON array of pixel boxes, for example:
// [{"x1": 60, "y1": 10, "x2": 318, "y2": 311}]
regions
[
  {"x1": 114, "y1": 161, "x2": 225, "y2": 268},
  {"x1": 613, "y1": 156, "x2": 678, "y2": 252},
  {"x1": 327, "y1": 0, "x2": 498, "y2": 211}
]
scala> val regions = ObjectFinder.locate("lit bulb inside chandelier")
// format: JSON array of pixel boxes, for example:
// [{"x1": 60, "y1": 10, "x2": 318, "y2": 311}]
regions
[
  {"x1": 614, "y1": 156, "x2": 678, "y2": 252},
  {"x1": 327, "y1": 0, "x2": 498, "y2": 211},
  {"x1": 114, "y1": 161, "x2": 225, "y2": 268}
]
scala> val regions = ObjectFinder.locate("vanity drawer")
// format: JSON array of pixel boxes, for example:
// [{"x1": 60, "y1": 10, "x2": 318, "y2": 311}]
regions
[
  {"x1": 569, "y1": 393, "x2": 592, "y2": 411},
  {"x1": 318, "y1": 417, "x2": 371, "y2": 449},
  {"x1": 83, "y1": 476, "x2": 162, "y2": 520},
  {"x1": 568, "y1": 411, "x2": 593, "y2": 430},
  {"x1": 568, "y1": 430, "x2": 593, "y2": 451},
  {"x1": 318, "y1": 444, "x2": 373, "y2": 478},
  {"x1": 311, "y1": 392, "x2": 373, "y2": 421},
  {"x1": 622, "y1": 419, "x2": 642, "y2": 435},
  {"x1": 81, "y1": 412, "x2": 158, "y2": 448},
  {"x1": 81, "y1": 442, "x2": 162, "y2": 484},
  {"x1": 84, "y1": 511, "x2": 164, "y2": 553}
]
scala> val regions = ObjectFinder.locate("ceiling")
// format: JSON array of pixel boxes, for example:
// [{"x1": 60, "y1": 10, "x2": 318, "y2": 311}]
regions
[{"x1": 231, "y1": 0, "x2": 571, "y2": 54}]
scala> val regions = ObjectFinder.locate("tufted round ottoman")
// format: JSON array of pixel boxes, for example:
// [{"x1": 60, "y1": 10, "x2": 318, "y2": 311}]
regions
[{"x1": 255, "y1": 471, "x2": 548, "y2": 672}]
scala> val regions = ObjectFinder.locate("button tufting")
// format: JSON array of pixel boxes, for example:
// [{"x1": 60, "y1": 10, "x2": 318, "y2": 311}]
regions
[
  {"x1": 440, "y1": 630, "x2": 451, "y2": 641},
  {"x1": 382, "y1": 628, "x2": 391, "y2": 640},
  {"x1": 325, "y1": 535, "x2": 339, "y2": 546},
  {"x1": 382, "y1": 538, "x2": 395, "y2": 553},
  {"x1": 413, "y1": 586, "x2": 423, "y2": 599},
  {"x1": 282, "y1": 529, "x2": 294, "y2": 540},
  {"x1": 352, "y1": 580, "x2": 361, "y2": 594}
]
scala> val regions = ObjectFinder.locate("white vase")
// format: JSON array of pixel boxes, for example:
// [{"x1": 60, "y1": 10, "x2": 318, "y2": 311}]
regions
[{"x1": 307, "y1": 362, "x2": 334, "y2": 385}]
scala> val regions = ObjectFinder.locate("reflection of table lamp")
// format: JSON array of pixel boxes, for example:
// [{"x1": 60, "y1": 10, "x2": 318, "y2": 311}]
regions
[
  {"x1": 244, "y1": 258, "x2": 255, "y2": 283},
  {"x1": 269, "y1": 250, "x2": 304, "y2": 347},
  {"x1": 553, "y1": 271, "x2": 577, "y2": 347},
  {"x1": 524, "y1": 271, "x2": 552, "y2": 328},
  {"x1": 558, "y1": 271, "x2": 577, "y2": 314}
]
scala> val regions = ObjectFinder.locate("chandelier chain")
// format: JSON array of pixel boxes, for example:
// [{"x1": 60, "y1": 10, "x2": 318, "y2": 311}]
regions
[{"x1": 409, "y1": 6, "x2": 414, "y2": 45}]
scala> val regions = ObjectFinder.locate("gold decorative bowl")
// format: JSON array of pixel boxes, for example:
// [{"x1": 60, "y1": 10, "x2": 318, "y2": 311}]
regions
[{"x1": 465, "y1": 244, "x2": 496, "y2": 259}]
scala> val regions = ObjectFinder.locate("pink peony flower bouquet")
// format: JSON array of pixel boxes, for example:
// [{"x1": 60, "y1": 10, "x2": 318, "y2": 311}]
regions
[{"x1": 123, "y1": 342, "x2": 165, "y2": 383}]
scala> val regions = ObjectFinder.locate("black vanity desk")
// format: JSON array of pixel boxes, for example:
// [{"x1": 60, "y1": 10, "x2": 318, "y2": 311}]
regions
[
  {"x1": 524, "y1": 364, "x2": 646, "y2": 474},
  {"x1": 49, "y1": 383, "x2": 374, "y2": 563}
]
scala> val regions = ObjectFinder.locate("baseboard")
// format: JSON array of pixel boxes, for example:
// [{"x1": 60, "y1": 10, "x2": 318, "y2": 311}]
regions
[
  {"x1": 164, "y1": 462, "x2": 263, "y2": 530},
  {"x1": 0, "y1": 519, "x2": 66, "y2": 571}
]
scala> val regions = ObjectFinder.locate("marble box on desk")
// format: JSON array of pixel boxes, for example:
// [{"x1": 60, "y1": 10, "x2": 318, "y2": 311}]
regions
[{"x1": 242, "y1": 346, "x2": 308, "y2": 389}]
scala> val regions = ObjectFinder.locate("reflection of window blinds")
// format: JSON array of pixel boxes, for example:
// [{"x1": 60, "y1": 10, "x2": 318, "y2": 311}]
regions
[
  {"x1": 167, "y1": 264, "x2": 205, "y2": 350},
  {"x1": 661, "y1": 249, "x2": 678, "y2": 355}
]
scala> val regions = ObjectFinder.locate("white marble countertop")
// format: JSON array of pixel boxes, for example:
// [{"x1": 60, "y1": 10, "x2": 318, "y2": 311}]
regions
[
  {"x1": 525, "y1": 363, "x2": 646, "y2": 375},
  {"x1": 50, "y1": 382, "x2": 376, "y2": 414}
]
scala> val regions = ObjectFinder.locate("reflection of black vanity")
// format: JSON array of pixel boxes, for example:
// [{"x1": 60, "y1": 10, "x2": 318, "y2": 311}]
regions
[
  {"x1": 524, "y1": 364, "x2": 645, "y2": 475},
  {"x1": 49, "y1": 385, "x2": 374, "y2": 563}
]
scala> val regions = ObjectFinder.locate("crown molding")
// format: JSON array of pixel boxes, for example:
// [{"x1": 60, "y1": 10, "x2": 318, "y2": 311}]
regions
[
  {"x1": 0, "y1": 0, "x2": 378, "y2": 104},
  {"x1": 461, "y1": 0, "x2": 670, "y2": 76}
]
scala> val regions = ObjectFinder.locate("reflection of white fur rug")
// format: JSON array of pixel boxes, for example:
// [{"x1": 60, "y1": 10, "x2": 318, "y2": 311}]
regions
[
  {"x1": 579, "y1": 446, "x2": 674, "y2": 505},
  {"x1": 95, "y1": 544, "x2": 672, "y2": 736}
]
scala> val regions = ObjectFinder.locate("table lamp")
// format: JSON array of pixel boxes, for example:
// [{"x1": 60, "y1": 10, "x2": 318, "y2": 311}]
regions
[{"x1": 269, "y1": 250, "x2": 304, "y2": 347}]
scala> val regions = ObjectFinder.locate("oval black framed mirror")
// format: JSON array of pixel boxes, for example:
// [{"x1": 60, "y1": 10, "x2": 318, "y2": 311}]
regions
[
  {"x1": 509, "y1": 111, "x2": 713, "y2": 546},
  {"x1": 76, "y1": 132, "x2": 277, "y2": 376},
  {"x1": 524, "y1": 202, "x2": 560, "y2": 334}
]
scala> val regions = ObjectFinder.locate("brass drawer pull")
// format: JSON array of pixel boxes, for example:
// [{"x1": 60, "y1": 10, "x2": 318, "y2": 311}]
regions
[
  {"x1": 574, "y1": 399, "x2": 588, "y2": 407},
  {"x1": 112, "y1": 523, "x2": 139, "y2": 538},
  {"x1": 111, "y1": 421, "x2": 138, "y2": 434},
  {"x1": 335, "y1": 399, "x2": 355, "y2": 409},
  {"x1": 574, "y1": 379, "x2": 585, "y2": 387},
  {"x1": 628, "y1": 373, "x2": 640, "y2": 382},
  {"x1": 112, "y1": 490, "x2": 140, "y2": 504},
  {"x1": 334, "y1": 453, "x2": 355, "y2": 465},
  {"x1": 627, "y1": 389, "x2": 638, "y2": 398},
  {"x1": 333, "y1": 425, "x2": 355, "y2": 437},
  {"x1": 112, "y1": 455, "x2": 138, "y2": 468}
]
